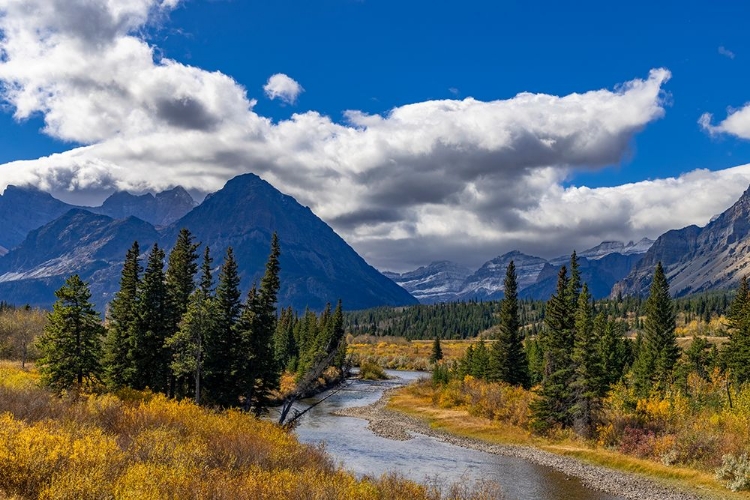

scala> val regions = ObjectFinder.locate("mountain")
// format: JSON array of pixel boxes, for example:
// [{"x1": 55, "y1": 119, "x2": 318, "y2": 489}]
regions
[
  {"x1": 456, "y1": 251, "x2": 548, "y2": 301},
  {"x1": 0, "y1": 186, "x2": 76, "y2": 250},
  {"x1": 91, "y1": 187, "x2": 196, "y2": 226},
  {"x1": 384, "y1": 261, "x2": 473, "y2": 304},
  {"x1": 614, "y1": 186, "x2": 750, "y2": 297},
  {"x1": 160, "y1": 173, "x2": 416, "y2": 311},
  {"x1": 386, "y1": 239, "x2": 653, "y2": 304},
  {"x1": 0, "y1": 175, "x2": 416, "y2": 311},
  {"x1": 0, "y1": 185, "x2": 194, "y2": 253},
  {"x1": 0, "y1": 209, "x2": 160, "y2": 308},
  {"x1": 521, "y1": 253, "x2": 645, "y2": 300},
  {"x1": 549, "y1": 238, "x2": 654, "y2": 265}
]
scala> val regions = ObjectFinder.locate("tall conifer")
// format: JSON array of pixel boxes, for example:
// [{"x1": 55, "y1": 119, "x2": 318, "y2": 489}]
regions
[
  {"x1": 570, "y1": 284, "x2": 600, "y2": 437},
  {"x1": 532, "y1": 266, "x2": 574, "y2": 431},
  {"x1": 103, "y1": 241, "x2": 141, "y2": 389},
  {"x1": 489, "y1": 261, "x2": 529, "y2": 387},
  {"x1": 37, "y1": 275, "x2": 104, "y2": 391},
  {"x1": 632, "y1": 262, "x2": 678, "y2": 395},
  {"x1": 133, "y1": 243, "x2": 170, "y2": 392}
]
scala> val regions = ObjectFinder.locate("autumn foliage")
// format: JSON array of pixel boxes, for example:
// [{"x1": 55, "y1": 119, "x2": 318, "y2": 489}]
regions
[{"x1": 0, "y1": 363, "x2": 484, "y2": 500}]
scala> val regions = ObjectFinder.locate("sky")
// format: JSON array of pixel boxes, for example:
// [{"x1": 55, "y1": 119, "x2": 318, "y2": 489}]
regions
[{"x1": 2, "y1": 0, "x2": 750, "y2": 272}]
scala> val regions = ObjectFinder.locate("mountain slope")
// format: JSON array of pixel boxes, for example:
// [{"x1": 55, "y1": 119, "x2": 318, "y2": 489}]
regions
[
  {"x1": 0, "y1": 209, "x2": 160, "y2": 308},
  {"x1": 384, "y1": 261, "x2": 473, "y2": 304},
  {"x1": 162, "y1": 173, "x2": 417, "y2": 311},
  {"x1": 456, "y1": 251, "x2": 548, "y2": 301},
  {"x1": 614, "y1": 185, "x2": 750, "y2": 297},
  {"x1": 0, "y1": 186, "x2": 76, "y2": 250}
]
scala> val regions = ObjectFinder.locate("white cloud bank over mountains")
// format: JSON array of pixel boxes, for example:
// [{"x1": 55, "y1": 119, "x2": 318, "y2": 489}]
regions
[{"x1": 1, "y1": 0, "x2": 750, "y2": 270}]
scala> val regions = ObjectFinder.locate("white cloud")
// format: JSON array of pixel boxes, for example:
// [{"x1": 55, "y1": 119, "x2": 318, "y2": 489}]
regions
[
  {"x1": 719, "y1": 46, "x2": 736, "y2": 59},
  {"x1": 3, "y1": 0, "x2": 737, "y2": 272},
  {"x1": 263, "y1": 73, "x2": 304, "y2": 104},
  {"x1": 700, "y1": 105, "x2": 750, "y2": 140}
]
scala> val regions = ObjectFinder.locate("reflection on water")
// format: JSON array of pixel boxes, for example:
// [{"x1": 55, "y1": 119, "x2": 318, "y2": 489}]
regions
[{"x1": 283, "y1": 370, "x2": 624, "y2": 500}]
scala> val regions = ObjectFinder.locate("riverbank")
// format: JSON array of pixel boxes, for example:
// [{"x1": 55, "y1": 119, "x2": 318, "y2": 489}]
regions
[{"x1": 335, "y1": 387, "x2": 709, "y2": 500}]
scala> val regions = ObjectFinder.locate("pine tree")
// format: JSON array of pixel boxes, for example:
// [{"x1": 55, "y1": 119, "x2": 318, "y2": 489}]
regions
[
  {"x1": 164, "y1": 229, "x2": 200, "y2": 397},
  {"x1": 37, "y1": 275, "x2": 104, "y2": 391},
  {"x1": 724, "y1": 276, "x2": 750, "y2": 384},
  {"x1": 199, "y1": 246, "x2": 214, "y2": 295},
  {"x1": 273, "y1": 306, "x2": 297, "y2": 371},
  {"x1": 102, "y1": 241, "x2": 141, "y2": 389},
  {"x1": 237, "y1": 234, "x2": 282, "y2": 415},
  {"x1": 632, "y1": 262, "x2": 679, "y2": 396},
  {"x1": 596, "y1": 314, "x2": 630, "y2": 392},
  {"x1": 489, "y1": 261, "x2": 529, "y2": 387},
  {"x1": 204, "y1": 246, "x2": 242, "y2": 406},
  {"x1": 133, "y1": 243, "x2": 170, "y2": 393},
  {"x1": 532, "y1": 266, "x2": 574, "y2": 432},
  {"x1": 570, "y1": 284, "x2": 600, "y2": 437},
  {"x1": 165, "y1": 228, "x2": 200, "y2": 325},
  {"x1": 430, "y1": 336, "x2": 444, "y2": 364},
  {"x1": 165, "y1": 288, "x2": 218, "y2": 404}
]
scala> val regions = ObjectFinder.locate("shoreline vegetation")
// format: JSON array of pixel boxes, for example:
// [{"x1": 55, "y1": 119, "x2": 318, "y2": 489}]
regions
[
  {"x1": 0, "y1": 361, "x2": 499, "y2": 500},
  {"x1": 335, "y1": 382, "x2": 721, "y2": 500}
]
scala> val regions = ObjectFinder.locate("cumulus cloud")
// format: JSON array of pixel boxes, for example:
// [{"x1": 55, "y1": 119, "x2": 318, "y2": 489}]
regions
[
  {"x1": 263, "y1": 73, "x2": 304, "y2": 104},
  {"x1": 700, "y1": 105, "x2": 750, "y2": 140},
  {"x1": 1, "y1": 0, "x2": 735, "y2": 272}
]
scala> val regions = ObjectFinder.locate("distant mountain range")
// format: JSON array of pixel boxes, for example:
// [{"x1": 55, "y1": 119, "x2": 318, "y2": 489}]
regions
[
  {"x1": 0, "y1": 175, "x2": 416, "y2": 311},
  {"x1": 386, "y1": 239, "x2": 654, "y2": 303}
]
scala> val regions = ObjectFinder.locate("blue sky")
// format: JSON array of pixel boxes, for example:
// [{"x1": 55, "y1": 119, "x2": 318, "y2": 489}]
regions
[{"x1": 1, "y1": 0, "x2": 750, "y2": 270}]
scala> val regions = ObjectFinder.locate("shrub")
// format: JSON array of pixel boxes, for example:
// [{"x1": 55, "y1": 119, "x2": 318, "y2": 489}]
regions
[{"x1": 716, "y1": 453, "x2": 750, "y2": 491}]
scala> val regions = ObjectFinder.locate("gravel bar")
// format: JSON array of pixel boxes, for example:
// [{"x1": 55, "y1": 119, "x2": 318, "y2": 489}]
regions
[{"x1": 334, "y1": 387, "x2": 706, "y2": 500}]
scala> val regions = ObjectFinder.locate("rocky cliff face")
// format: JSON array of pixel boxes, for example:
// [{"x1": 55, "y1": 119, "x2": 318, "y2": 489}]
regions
[{"x1": 614, "y1": 186, "x2": 750, "y2": 297}]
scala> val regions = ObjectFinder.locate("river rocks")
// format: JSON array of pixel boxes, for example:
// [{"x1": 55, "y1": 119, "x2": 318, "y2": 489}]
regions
[{"x1": 335, "y1": 388, "x2": 704, "y2": 500}]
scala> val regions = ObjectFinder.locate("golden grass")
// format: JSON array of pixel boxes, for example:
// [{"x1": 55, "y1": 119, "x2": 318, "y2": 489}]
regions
[
  {"x1": 389, "y1": 382, "x2": 750, "y2": 500},
  {"x1": 348, "y1": 339, "x2": 478, "y2": 370},
  {"x1": 0, "y1": 364, "x2": 489, "y2": 500}
]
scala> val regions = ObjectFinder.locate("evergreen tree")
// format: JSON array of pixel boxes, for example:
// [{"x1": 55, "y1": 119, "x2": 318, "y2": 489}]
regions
[
  {"x1": 570, "y1": 284, "x2": 600, "y2": 437},
  {"x1": 489, "y1": 261, "x2": 529, "y2": 387},
  {"x1": 531, "y1": 266, "x2": 574, "y2": 431},
  {"x1": 204, "y1": 247, "x2": 242, "y2": 406},
  {"x1": 567, "y1": 251, "x2": 582, "y2": 308},
  {"x1": 724, "y1": 277, "x2": 750, "y2": 384},
  {"x1": 199, "y1": 246, "x2": 214, "y2": 295},
  {"x1": 165, "y1": 228, "x2": 200, "y2": 325},
  {"x1": 102, "y1": 241, "x2": 141, "y2": 389},
  {"x1": 470, "y1": 340, "x2": 490, "y2": 379},
  {"x1": 133, "y1": 243, "x2": 170, "y2": 392},
  {"x1": 37, "y1": 275, "x2": 104, "y2": 391},
  {"x1": 631, "y1": 262, "x2": 679, "y2": 396},
  {"x1": 727, "y1": 276, "x2": 749, "y2": 332},
  {"x1": 430, "y1": 336, "x2": 444, "y2": 364},
  {"x1": 165, "y1": 288, "x2": 218, "y2": 404},
  {"x1": 237, "y1": 234, "x2": 282, "y2": 415},
  {"x1": 596, "y1": 315, "x2": 630, "y2": 391},
  {"x1": 274, "y1": 306, "x2": 297, "y2": 371}
]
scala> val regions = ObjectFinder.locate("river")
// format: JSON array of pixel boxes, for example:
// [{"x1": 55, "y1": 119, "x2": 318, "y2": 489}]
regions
[{"x1": 282, "y1": 370, "x2": 626, "y2": 500}]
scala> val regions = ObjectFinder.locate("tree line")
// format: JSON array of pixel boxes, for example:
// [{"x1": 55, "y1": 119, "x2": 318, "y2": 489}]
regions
[
  {"x1": 437, "y1": 253, "x2": 750, "y2": 437},
  {"x1": 34, "y1": 229, "x2": 346, "y2": 417}
]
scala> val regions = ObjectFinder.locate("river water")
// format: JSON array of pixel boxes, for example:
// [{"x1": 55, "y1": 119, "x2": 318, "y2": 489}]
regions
[{"x1": 280, "y1": 370, "x2": 625, "y2": 500}]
